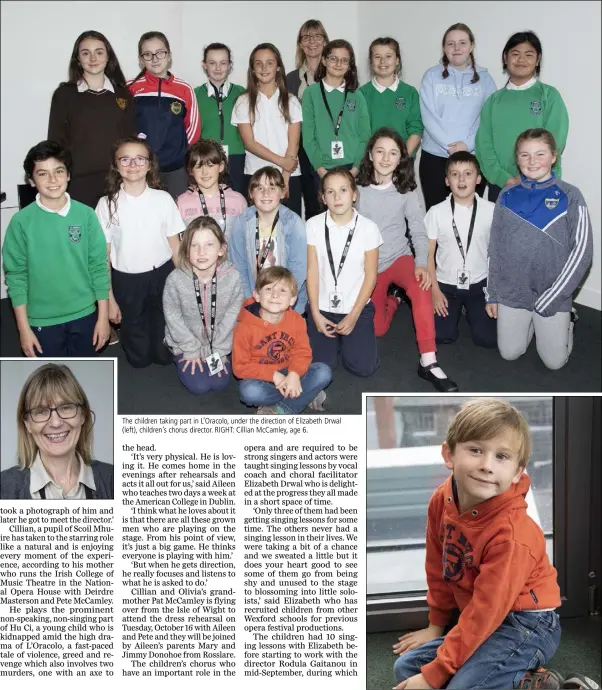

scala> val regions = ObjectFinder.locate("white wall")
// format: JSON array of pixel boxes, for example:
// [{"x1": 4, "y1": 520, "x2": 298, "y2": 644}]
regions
[
  {"x1": 357, "y1": 0, "x2": 601, "y2": 310},
  {"x1": 1, "y1": 1, "x2": 599, "y2": 309}
]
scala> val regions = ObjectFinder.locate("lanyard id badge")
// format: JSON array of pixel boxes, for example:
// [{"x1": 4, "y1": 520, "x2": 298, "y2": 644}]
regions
[
  {"x1": 255, "y1": 210, "x2": 280, "y2": 272},
  {"x1": 325, "y1": 213, "x2": 358, "y2": 312},
  {"x1": 320, "y1": 81, "x2": 348, "y2": 160},
  {"x1": 209, "y1": 82, "x2": 227, "y2": 148},
  {"x1": 193, "y1": 272, "x2": 223, "y2": 375},
  {"x1": 450, "y1": 196, "x2": 477, "y2": 290},
  {"x1": 199, "y1": 188, "x2": 227, "y2": 230}
]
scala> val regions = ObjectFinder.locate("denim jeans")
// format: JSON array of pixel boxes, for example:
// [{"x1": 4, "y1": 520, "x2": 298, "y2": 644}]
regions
[
  {"x1": 393, "y1": 610, "x2": 561, "y2": 689},
  {"x1": 239, "y1": 362, "x2": 332, "y2": 413}
]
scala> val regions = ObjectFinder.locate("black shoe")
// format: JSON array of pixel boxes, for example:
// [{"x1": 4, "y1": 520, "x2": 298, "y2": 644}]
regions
[
  {"x1": 387, "y1": 283, "x2": 407, "y2": 303},
  {"x1": 418, "y1": 363, "x2": 459, "y2": 392}
]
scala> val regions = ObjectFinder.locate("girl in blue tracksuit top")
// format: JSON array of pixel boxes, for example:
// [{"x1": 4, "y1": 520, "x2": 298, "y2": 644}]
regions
[
  {"x1": 128, "y1": 31, "x2": 200, "y2": 199},
  {"x1": 228, "y1": 166, "x2": 307, "y2": 313},
  {"x1": 486, "y1": 128, "x2": 593, "y2": 370},
  {"x1": 419, "y1": 22, "x2": 496, "y2": 210}
]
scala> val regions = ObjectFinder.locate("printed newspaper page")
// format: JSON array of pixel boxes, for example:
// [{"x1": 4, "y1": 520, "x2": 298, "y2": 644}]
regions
[{"x1": 0, "y1": 413, "x2": 366, "y2": 689}]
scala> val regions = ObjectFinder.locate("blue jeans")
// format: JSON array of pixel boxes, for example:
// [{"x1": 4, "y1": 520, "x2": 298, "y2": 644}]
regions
[
  {"x1": 393, "y1": 610, "x2": 561, "y2": 689},
  {"x1": 239, "y1": 362, "x2": 332, "y2": 413}
]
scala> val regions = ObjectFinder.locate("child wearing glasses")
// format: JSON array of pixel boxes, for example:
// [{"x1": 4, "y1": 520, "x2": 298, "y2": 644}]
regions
[
  {"x1": 0, "y1": 363, "x2": 114, "y2": 500},
  {"x1": 128, "y1": 31, "x2": 200, "y2": 199},
  {"x1": 95, "y1": 137, "x2": 185, "y2": 368},
  {"x1": 301, "y1": 39, "x2": 371, "y2": 184}
]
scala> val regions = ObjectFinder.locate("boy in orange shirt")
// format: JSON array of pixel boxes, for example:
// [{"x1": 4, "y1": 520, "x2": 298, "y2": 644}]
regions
[
  {"x1": 232, "y1": 266, "x2": 331, "y2": 414},
  {"x1": 392, "y1": 399, "x2": 581, "y2": 690}
]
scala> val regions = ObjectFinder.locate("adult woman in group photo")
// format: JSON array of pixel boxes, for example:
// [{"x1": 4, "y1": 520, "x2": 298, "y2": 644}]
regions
[
  {"x1": 0, "y1": 363, "x2": 114, "y2": 500},
  {"x1": 286, "y1": 19, "x2": 330, "y2": 219},
  {"x1": 48, "y1": 30, "x2": 137, "y2": 209}
]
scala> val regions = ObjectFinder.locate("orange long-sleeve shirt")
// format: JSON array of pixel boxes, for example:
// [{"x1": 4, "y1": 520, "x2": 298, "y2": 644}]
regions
[
  {"x1": 421, "y1": 473, "x2": 560, "y2": 690},
  {"x1": 232, "y1": 298, "x2": 312, "y2": 381}
]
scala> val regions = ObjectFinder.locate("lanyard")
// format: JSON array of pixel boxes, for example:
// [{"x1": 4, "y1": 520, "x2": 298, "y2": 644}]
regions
[
  {"x1": 319, "y1": 81, "x2": 348, "y2": 139},
  {"x1": 193, "y1": 272, "x2": 217, "y2": 351},
  {"x1": 450, "y1": 196, "x2": 477, "y2": 267},
  {"x1": 255, "y1": 210, "x2": 280, "y2": 271},
  {"x1": 198, "y1": 187, "x2": 226, "y2": 228},
  {"x1": 208, "y1": 82, "x2": 225, "y2": 141},
  {"x1": 324, "y1": 214, "x2": 359, "y2": 289}
]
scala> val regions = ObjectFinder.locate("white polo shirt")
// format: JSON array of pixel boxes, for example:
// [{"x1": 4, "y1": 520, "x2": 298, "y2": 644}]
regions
[
  {"x1": 306, "y1": 210, "x2": 382, "y2": 314},
  {"x1": 231, "y1": 89, "x2": 302, "y2": 176},
  {"x1": 96, "y1": 186, "x2": 184, "y2": 274},
  {"x1": 425, "y1": 193, "x2": 494, "y2": 285}
]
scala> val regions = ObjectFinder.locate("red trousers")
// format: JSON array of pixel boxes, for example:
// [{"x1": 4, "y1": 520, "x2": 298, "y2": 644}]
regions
[{"x1": 372, "y1": 255, "x2": 436, "y2": 353}]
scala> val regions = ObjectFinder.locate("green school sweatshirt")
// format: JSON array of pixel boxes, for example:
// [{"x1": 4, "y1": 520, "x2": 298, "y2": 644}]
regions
[
  {"x1": 195, "y1": 82, "x2": 246, "y2": 155},
  {"x1": 475, "y1": 81, "x2": 569, "y2": 188},
  {"x1": 360, "y1": 80, "x2": 423, "y2": 141},
  {"x1": 2, "y1": 200, "x2": 109, "y2": 326},
  {"x1": 301, "y1": 83, "x2": 371, "y2": 170}
]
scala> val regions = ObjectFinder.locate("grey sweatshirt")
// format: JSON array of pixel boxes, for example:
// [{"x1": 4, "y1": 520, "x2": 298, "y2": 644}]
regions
[
  {"x1": 356, "y1": 184, "x2": 429, "y2": 272},
  {"x1": 163, "y1": 261, "x2": 244, "y2": 360},
  {"x1": 486, "y1": 177, "x2": 593, "y2": 316}
]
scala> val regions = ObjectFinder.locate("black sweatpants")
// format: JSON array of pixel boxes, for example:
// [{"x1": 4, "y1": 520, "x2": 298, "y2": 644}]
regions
[
  {"x1": 111, "y1": 259, "x2": 174, "y2": 368},
  {"x1": 434, "y1": 278, "x2": 497, "y2": 349},
  {"x1": 419, "y1": 150, "x2": 487, "y2": 211}
]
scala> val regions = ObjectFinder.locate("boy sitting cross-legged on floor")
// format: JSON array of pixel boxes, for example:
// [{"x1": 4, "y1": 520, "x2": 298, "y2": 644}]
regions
[
  {"x1": 232, "y1": 266, "x2": 332, "y2": 414},
  {"x1": 392, "y1": 398, "x2": 583, "y2": 690}
]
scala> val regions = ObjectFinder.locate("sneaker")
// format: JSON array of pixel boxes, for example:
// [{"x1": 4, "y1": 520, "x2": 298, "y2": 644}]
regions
[
  {"x1": 564, "y1": 672, "x2": 600, "y2": 689},
  {"x1": 518, "y1": 668, "x2": 564, "y2": 689},
  {"x1": 387, "y1": 283, "x2": 407, "y2": 303},
  {"x1": 307, "y1": 390, "x2": 327, "y2": 412},
  {"x1": 257, "y1": 405, "x2": 288, "y2": 415}
]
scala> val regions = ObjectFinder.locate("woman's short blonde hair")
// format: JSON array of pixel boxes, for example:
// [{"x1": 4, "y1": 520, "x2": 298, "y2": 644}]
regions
[
  {"x1": 446, "y1": 399, "x2": 532, "y2": 468},
  {"x1": 16, "y1": 364, "x2": 94, "y2": 469},
  {"x1": 295, "y1": 19, "x2": 329, "y2": 69}
]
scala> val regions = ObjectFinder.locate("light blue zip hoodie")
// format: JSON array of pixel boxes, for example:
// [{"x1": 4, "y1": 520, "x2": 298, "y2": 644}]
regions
[{"x1": 419, "y1": 61, "x2": 497, "y2": 158}]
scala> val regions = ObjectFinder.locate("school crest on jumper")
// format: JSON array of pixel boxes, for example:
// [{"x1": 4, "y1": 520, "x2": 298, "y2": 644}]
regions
[
  {"x1": 395, "y1": 96, "x2": 406, "y2": 110},
  {"x1": 68, "y1": 226, "x2": 82, "y2": 243},
  {"x1": 530, "y1": 100, "x2": 542, "y2": 115},
  {"x1": 345, "y1": 99, "x2": 356, "y2": 112},
  {"x1": 170, "y1": 101, "x2": 182, "y2": 115},
  {"x1": 116, "y1": 98, "x2": 127, "y2": 110},
  {"x1": 545, "y1": 197, "x2": 559, "y2": 209}
]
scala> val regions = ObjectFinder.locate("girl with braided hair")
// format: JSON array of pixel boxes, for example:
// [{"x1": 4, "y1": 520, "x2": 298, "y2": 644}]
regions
[{"x1": 418, "y1": 23, "x2": 496, "y2": 210}]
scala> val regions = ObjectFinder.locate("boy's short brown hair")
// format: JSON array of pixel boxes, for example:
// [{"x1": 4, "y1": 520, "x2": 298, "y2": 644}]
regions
[
  {"x1": 255, "y1": 266, "x2": 298, "y2": 296},
  {"x1": 446, "y1": 399, "x2": 532, "y2": 468},
  {"x1": 444, "y1": 151, "x2": 481, "y2": 177}
]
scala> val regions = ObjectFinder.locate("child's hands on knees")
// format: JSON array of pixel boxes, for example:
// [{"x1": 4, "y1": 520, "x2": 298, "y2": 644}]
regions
[
  {"x1": 180, "y1": 356, "x2": 204, "y2": 375},
  {"x1": 335, "y1": 312, "x2": 359, "y2": 336},
  {"x1": 431, "y1": 287, "x2": 448, "y2": 318},
  {"x1": 273, "y1": 371, "x2": 287, "y2": 394},
  {"x1": 392, "y1": 624, "x2": 444, "y2": 656}
]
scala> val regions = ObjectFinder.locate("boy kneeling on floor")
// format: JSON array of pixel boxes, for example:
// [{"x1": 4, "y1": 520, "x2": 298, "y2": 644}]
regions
[
  {"x1": 392, "y1": 399, "x2": 598, "y2": 690},
  {"x1": 232, "y1": 266, "x2": 332, "y2": 414}
]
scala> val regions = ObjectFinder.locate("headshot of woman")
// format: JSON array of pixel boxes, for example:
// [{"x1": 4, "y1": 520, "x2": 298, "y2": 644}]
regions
[{"x1": 0, "y1": 363, "x2": 114, "y2": 500}]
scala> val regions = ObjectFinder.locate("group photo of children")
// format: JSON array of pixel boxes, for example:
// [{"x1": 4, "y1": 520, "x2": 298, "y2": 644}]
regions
[{"x1": 0, "y1": 2, "x2": 599, "y2": 414}]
